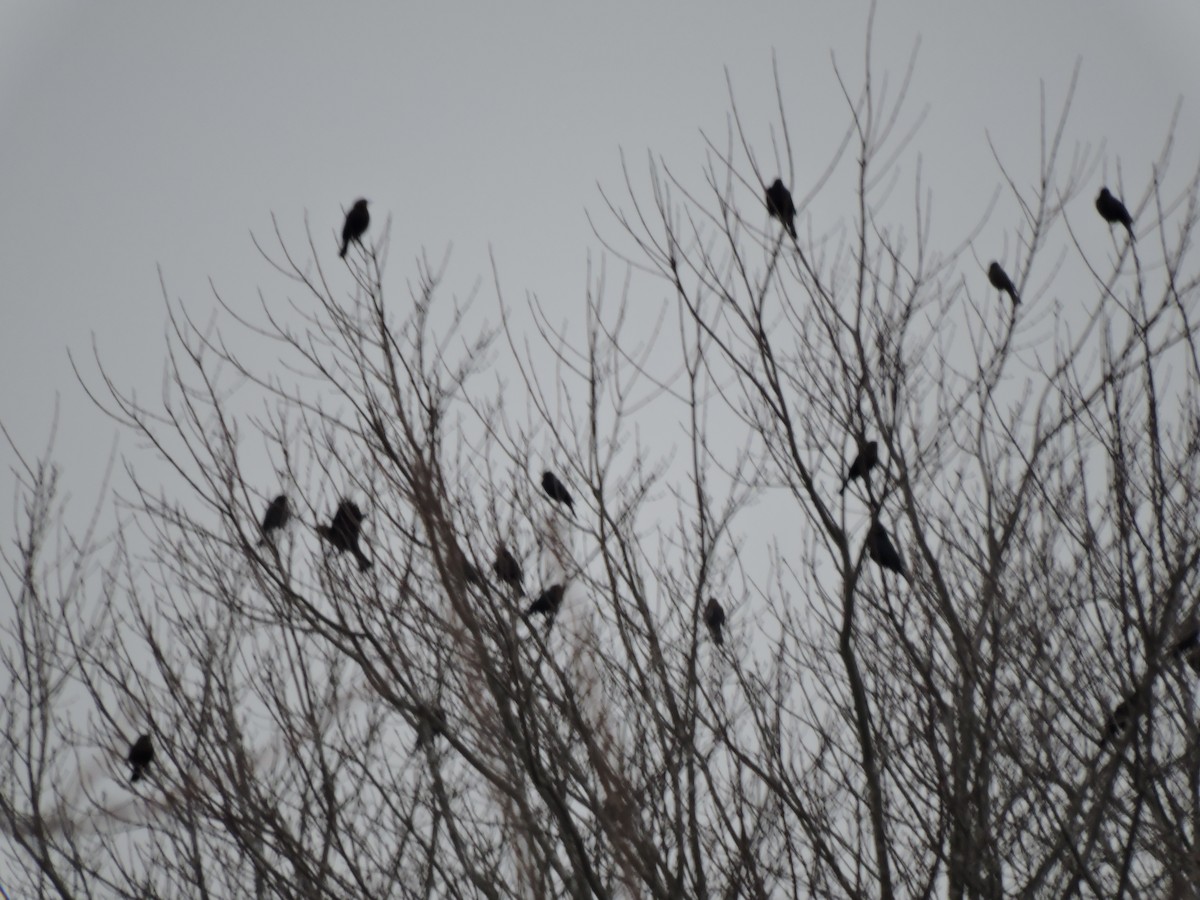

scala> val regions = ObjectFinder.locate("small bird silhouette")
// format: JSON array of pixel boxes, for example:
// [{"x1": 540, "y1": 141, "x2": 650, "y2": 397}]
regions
[
  {"x1": 415, "y1": 704, "x2": 448, "y2": 748},
  {"x1": 524, "y1": 583, "x2": 565, "y2": 621},
  {"x1": 339, "y1": 198, "x2": 370, "y2": 258},
  {"x1": 1095, "y1": 188, "x2": 1133, "y2": 233},
  {"x1": 1104, "y1": 687, "x2": 1146, "y2": 742},
  {"x1": 493, "y1": 544, "x2": 524, "y2": 595},
  {"x1": 258, "y1": 494, "x2": 290, "y2": 546},
  {"x1": 765, "y1": 179, "x2": 797, "y2": 239},
  {"x1": 987, "y1": 262, "x2": 1020, "y2": 307},
  {"x1": 127, "y1": 734, "x2": 154, "y2": 784},
  {"x1": 839, "y1": 440, "x2": 879, "y2": 495},
  {"x1": 541, "y1": 470, "x2": 575, "y2": 513},
  {"x1": 317, "y1": 499, "x2": 372, "y2": 571},
  {"x1": 866, "y1": 522, "x2": 907, "y2": 579},
  {"x1": 704, "y1": 597, "x2": 727, "y2": 646},
  {"x1": 1170, "y1": 620, "x2": 1200, "y2": 674}
]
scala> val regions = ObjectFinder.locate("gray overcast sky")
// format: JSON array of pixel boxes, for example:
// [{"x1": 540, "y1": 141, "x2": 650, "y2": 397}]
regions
[{"x1": 2, "y1": 1, "x2": 1199, "y2": 517}]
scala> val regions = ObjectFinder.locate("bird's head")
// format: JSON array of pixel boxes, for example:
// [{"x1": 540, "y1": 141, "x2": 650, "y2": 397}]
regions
[
  {"x1": 770, "y1": 178, "x2": 784, "y2": 190},
  {"x1": 354, "y1": 198, "x2": 369, "y2": 210},
  {"x1": 1098, "y1": 188, "x2": 1112, "y2": 202}
]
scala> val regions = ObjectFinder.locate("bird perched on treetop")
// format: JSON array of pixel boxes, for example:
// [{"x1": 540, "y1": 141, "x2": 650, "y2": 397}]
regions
[
  {"x1": 541, "y1": 470, "x2": 575, "y2": 513},
  {"x1": 258, "y1": 494, "x2": 290, "y2": 546},
  {"x1": 704, "y1": 597, "x2": 727, "y2": 647},
  {"x1": 127, "y1": 734, "x2": 154, "y2": 784},
  {"x1": 765, "y1": 179, "x2": 797, "y2": 239},
  {"x1": 839, "y1": 440, "x2": 879, "y2": 495},
  {"x1": 493, "y1": 544, "x2": 524, "y2": 595},
  {"x1": 866, "y1": 521, "x2": 907, "y2": 579},
  {"x1": 340, "y1": 198, "x2": 370, "y2": 258},
  {"x1": 1095, "y1": 187, "x2": 1133, "y2": 234},
  {"x1": 524, "y1": 583, "x2": 565, "y2": 621},
  {"x1": 317, "y1": 499, "x2": 372, "y2": 572},
  {"x1": 987, "y1": 262, "x2": 1020, "y2": 307}
]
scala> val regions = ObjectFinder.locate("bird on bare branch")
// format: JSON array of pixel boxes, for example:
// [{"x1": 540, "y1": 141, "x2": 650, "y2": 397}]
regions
[
  {"x1": 317, "y1": 499, "x2": 372, "y2": 571},
  {"x1": 258, "y1": 494, "x2": 290, "y2": 546},
  {"x1": 866, "y1": 521, "x2": 907, "y2": 580},
  {"x1": 127, "y1": 734, "x2": 154, "y2": 784},
  {"x1": 705, "y1": 597, "x2": 727, "y2": 646},
  {"x1": 493, "y1": 544, "x2": 524, "y2": 596},
  {"x1": 524, "y1": 583, "x2": 565, "y2": 621},
  {"x1": 339, "y1": 198, "x2": 370, "y2": 258},
  {"x1": 541, "y1": 470, "x2": 575, "y2": 514},
  {"x1": 765, "y1": 178, "x2": 797, "y2": 239},
  {"x1": 839, "y1": 440, "x2": 879, "y2": 495},
  {"x1": 987, "y1": 262, "x2": 1020, "y2": 307},
  {"x1": 1095, "y1": 187, "x2": 1133, "y2": 234},
  {"x1": 1170, "y1": 618, "x2": 1200, "y2": 674}
]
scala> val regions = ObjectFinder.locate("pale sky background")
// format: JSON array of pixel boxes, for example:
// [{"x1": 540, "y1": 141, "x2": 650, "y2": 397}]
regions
[{"x1": 2, "y1": 1, "x2": 1200, "y2": 538}]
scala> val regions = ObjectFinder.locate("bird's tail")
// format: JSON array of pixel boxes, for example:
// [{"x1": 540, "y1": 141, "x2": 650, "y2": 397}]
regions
[
  {"x1": 787, "y1": 222, "x2": 797, "y2": 240},
  {"x1": 353, "y1": 548, "x2": 372, "y2": 572},
  {"x1": 339, "y1": 241, "x2": 349, "y2": 259}
]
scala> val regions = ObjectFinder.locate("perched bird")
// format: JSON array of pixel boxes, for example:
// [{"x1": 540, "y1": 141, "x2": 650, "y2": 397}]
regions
[
  {"x1": 493, "y1": 544, "x2": 524, "y2": 595},
  {"x1": 1170, "y1": 620, "x2": 1200, "y2": 674},
  {"x1": 524, "y1": 583, "x2": 565, "y2": 620},
  {"x1": 459, "y1": 556, "x2": 484, "y2": 588},
  {"x1": 127, "y1": 734, "x2": 154, "y2": 784},
  {"x1": 987, "y1": 262, "x2": 1020, "y2": 307},
  {"x1": 541, "y1": 470, "x2": 575, "y2": 513},
  {"x1": 258, "y1": 494, "x2": 290, "y2": 546},
  {"x1": 1104, "y1": 687, "x2": 1146, "y2": 742},
  {"x1": 704, "y1": 597, "x2": 727, "y2": 647},
  {"x1": 866, "y1": 522, "x2": 907, "y2": 579},
  {"x1": 317, "y1": 499, "x2": 372, "y2": 572},
  {"x1": 839, "y1": 440, "x2": 879, "y2": 495},
  {"x1": 339, "y1": 198, "x2": 370, "y2": 258},
  {"x1": 415, "y1": 704, "x2": 448, "y2": 748},
  {"x1": 1095, "y1": 188, "x2": 1133, "y2": 233},
  {"x1": 765, "y1": 178, "x2": 797, "y2": 239}
]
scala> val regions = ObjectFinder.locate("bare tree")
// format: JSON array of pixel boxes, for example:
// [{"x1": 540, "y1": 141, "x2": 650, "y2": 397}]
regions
[{"x1": 4, "y1": 28, "x2": 1200, "y2": 900}]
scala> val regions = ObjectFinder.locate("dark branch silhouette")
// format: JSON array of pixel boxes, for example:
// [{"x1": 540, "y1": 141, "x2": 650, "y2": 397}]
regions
[
  {"x1": 127, "y1": 734, "x2": 154, "y2": 784},
  {"x1": 339, "y1": 198, "x2": 370, "y2": 258},
  {"x1": 765, "y1": 178, "x2": 797, "y2": 239},
  {"x1": 317, "y1": 499, "x2": 372, "y2": 571},
  {"x1": 704, "y1": 597, "x2": 726, "y2": 647},
  {"x1": 1096, "y1": 187, "x2": 1133, "y2": 234},
  {"x1": 839, "y1": 440, "x2": 879, "y2": 495},
  {"x1": 541, "y1": 470, "x2": 575, "y2": 513},
  {"x1": 987, "y1": 262, "x2": 1020, "y2": 307}
]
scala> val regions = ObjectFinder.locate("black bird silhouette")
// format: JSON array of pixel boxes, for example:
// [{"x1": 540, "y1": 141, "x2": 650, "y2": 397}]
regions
[
  {"x1": 866, "y1": 522, "x2": 907, "y2": 579},
  {"x1": 1096, "y1": 188, "x2": 1133, "y2": 233},
  {"x1": 541, "y1": 470, "x2": 575, "y2": 513},
  {"x1": 415, "y1": 704, "x2": 448, "y2": 748},
  {"x1": 493, "y1": 544, "x2": 524, "y2": 595},
  {"x1": 459, "y1": 555, "x2": 484, "y2": 588},
  {"x1": 839, "y1": 440, "x2": 879, "y2": 495},
  {"x1": 704, "y1": 597, "x2": 727, "y2": 647},
  {"x1": 524, "y1": 583, "x2": 565, "y2": 620},
  {"x1": 339, "y1": 198, "x2": 370, "y2": 258},
  {"x1": 765, "y1": 179, "x2": 797, "y2": 239},
  {"x1": 1170, "y1": 620, "x2": 1200, "y2": 674},
  {"x1": 987, "y1": 262, "x2": 1020, "y2": 306},
  {"x1": 127, "y1": 734, "x2": 154, "y2": 784},
  {"x1": 317, "y1": 499, "x2": 372, "y2": 571},
  {"x1": 1104, "y1": 687, "x2": 1147, "y2": 742},
  {"x1": 258, "y1": 494, "x2": 290, "y2": 546}
]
